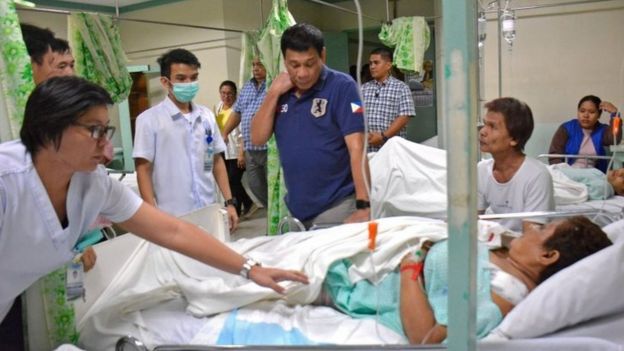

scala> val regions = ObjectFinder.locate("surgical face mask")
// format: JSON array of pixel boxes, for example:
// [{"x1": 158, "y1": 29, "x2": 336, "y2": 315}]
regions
[{"x1": 171, "y1": 81, "x2": 199, "y2": 103}]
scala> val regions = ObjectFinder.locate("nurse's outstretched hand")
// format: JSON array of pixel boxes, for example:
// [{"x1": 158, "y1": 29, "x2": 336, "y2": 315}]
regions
[{"x1": 249, "y1": 266, "x2": 309, "y2": 294}]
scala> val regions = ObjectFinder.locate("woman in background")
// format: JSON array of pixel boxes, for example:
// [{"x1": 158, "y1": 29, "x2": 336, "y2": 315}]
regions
[
  {"x1": 549, "y1": 95, "x2": 621, "y2": 172},
  {"x1": 215, "y1": 80, "x2": 253, "y2": 217}
]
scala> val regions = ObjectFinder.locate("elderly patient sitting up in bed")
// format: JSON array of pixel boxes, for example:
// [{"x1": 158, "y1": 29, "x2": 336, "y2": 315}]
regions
[{"x1": 316, "y1": 216, "x2": 612, "y2": 344}]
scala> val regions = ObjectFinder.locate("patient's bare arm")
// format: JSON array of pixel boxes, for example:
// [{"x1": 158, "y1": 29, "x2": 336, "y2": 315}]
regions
[{"x1": 399, "y1": 251, "x2": 446, "y2": 344}]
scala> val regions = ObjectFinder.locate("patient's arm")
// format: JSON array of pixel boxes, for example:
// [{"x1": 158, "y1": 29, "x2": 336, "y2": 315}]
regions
[{"x1": 399, "y1": 258, "x2": 447, "y2": 344}]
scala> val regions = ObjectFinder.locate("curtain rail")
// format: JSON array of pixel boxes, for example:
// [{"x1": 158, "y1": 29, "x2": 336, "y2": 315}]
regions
[
  {"x1": 17, "y1": 7, "x2": 244, "y2": 33},
  {"x1": 304, "y1": 0, "x2": 436, "y2": 23},
  {"x1": 485, "y1": 0, "x2": 618, "y2": 13}
]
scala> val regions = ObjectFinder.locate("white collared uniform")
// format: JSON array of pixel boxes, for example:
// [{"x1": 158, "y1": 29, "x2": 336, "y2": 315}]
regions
[
  {"x1": 133, "y1": 97, "x2": 226, "y2": 216},
  {"x1": 0, "y1": 140, "x2": 142, "y2": 321}
]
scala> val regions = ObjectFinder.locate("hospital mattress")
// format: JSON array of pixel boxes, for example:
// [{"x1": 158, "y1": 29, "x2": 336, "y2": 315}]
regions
[{"x1": 557, "y1": 195, "x2": 624, "y2": 227}]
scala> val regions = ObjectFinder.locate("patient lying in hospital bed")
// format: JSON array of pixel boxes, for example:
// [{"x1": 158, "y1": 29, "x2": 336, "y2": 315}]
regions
[
  {"x1": 77, "y1": 215, "x2": 621, "y2": 349},
  {"x1": 318, "y1": 216, "x2": 611, "y2": 344}
]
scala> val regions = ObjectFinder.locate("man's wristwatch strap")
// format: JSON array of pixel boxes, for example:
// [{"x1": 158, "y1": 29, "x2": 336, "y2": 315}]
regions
[
  {"x1": 356, "y1": 199, "x2": 370, "y2": 209},
  {"x1": 224, "y1": 198, "x2": 237, "y2": 207},
  {"x1": 381, "y1": 132, "x2": 389, "y2": 143}
]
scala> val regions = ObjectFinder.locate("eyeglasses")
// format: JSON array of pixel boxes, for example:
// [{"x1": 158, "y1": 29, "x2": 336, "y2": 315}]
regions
[{"x1": 73, "y1": 122, "x2": 116, "y2": 141}]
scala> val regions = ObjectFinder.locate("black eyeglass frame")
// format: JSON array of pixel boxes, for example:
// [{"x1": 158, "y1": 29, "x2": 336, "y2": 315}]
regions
[{"x1": 73, "y1": 122, "x2": 116, "y2": 141}]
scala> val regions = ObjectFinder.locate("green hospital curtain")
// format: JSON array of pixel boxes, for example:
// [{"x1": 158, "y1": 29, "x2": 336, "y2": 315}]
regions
[
  {"x1": 257, "y1": 0, "x2": 296, "y2": 235},
  {"x1": 238, "y1": 31, "x2": 259, "y2": 89},
  {"x1": 1, "y1": 1, "x2": 79, "y2": 347},
  {"x1": 69, "y1": 13, "x2": 132, "y2": 103},
  {"x1": 379, "y1": 16, "x2": 430, "y2": 74},
  {"x1": 0, "y1": 0, "x2": 34, "y2": 142}
]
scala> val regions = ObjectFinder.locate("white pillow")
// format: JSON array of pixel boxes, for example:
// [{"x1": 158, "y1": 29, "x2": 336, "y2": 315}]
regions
[
  {"x1": 603, "y1": 219, "x2": 624, "y2": 243},
  {"x1": 490, "y1": 239, "x2": 624, "y2": 339}
]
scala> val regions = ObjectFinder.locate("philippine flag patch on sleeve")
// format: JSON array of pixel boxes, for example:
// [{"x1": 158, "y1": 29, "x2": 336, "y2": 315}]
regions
[{"x1": 350, "y1": 101, "x2": 364, "y2": 114}]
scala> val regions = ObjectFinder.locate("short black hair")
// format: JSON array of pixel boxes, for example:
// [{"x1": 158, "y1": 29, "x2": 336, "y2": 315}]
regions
[
  {"x1": 280, "y1": 23, "x2": 324, "y2": 56},
  {"x1": 577, "y1": 95, "x2": 602, "y2": 116},
  {"x1": 219, "y1": 80, "x2": 237, "y2": 95},
  {"x1": 20, "y1": 76, "x2": 113, "y2": 156},
  {"x1": 157, "y1": 48, "x2": 201, "y2": 79},
  {"x1": 370, "y1": 47, "x2": 393, "y2": 62},
  {"x1": 484, "y1": 97, "x2": 534, "y2": 151},
  {"x1": 51, "y1": 37, "x2": 71, "y2": 54},
  {"x1": 21, "y1": 23, "x2": 55, "y2": 64},
  {"x1": 538, "y1": 216, "x2": 612, "y2": 283}
]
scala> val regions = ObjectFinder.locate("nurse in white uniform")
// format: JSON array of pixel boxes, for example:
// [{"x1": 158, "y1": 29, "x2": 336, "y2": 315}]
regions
[{"x1": 0, "y1": 76, "x2": 308, "y2": 322}]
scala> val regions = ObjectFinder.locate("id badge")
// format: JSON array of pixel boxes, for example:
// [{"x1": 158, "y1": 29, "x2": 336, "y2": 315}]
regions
[{"x1": 66, "y1": 261, "x2": 85, "y2": 301}]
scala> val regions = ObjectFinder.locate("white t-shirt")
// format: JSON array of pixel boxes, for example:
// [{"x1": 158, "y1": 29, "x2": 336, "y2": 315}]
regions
[
  {"x1": 133, "y1": 97, "x2": 226, "y2": 216},
  {"x1": 0, "y1": 140, "x2": 142, "y2": 321},
  {"x1": 478, "y1": 157, "x2": 555, "y2": 231}
]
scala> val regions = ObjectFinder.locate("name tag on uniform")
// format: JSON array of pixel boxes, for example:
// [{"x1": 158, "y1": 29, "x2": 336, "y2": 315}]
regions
[
  {"x1": 311, "y1": 98, "x2": 328, "y2": 118},
  {"x1": 66, "y1": 261, "x2": 85, "y2": 301}
]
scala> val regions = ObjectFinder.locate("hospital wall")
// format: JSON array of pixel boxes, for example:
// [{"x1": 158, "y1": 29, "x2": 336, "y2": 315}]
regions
[
  {"x1": 480, "y1": 0, "x2": 624, "y2": 158},
  {"x1": 118, "y1": 0, "x2": 322, "y2": 109}
]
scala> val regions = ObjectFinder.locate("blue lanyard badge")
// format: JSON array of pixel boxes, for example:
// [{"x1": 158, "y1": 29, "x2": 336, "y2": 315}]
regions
[{"x1": 205, "y1": 128, "x2": 213, "y2": 144}]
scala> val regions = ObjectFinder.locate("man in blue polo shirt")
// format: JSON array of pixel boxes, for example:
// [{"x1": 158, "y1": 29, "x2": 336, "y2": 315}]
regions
[{"x1": 252, "y1": 23, "x2": 370, "y2": 228}]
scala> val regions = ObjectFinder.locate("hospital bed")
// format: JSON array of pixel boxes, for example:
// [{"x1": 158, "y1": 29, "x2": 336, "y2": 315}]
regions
[
  {"x1": 369, "y1": 138, "x2": 624, "y2": 227},
  {"x1": 72, "y1": 215, "x2": 624, "y2": 351},
  {"x1": 537, "y1": 153, "x2": 624, "y2": 227}
]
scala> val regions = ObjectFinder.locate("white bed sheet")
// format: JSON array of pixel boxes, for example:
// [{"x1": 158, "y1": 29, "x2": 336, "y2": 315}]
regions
[
  {"x1": 544, "y1": 311, "x2": 624, "y2": 346},
  {"x1": 556, "y1": 196, "x2": 624, "y2": 227},
  {"x1": 79, "y1": 296, "x2": 405, "y2": 350}
]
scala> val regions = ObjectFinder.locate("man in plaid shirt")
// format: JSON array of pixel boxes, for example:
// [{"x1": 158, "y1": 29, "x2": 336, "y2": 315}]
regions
[
  {"x1": 362, "y1": 48, "x2": 415, "y2": 152},
  {"x1": 222, "y1": 58, "x2": 268, "y2": 207}
]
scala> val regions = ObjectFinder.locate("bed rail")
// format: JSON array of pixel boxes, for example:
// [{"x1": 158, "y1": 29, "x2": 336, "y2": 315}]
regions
[
  {"x1": 478, "y1": 209, "x2": 603, "y2": 220},
  {"x1": 116, "y1": 335, "x2": 148, "y2": 351},
  {"x1": 537, "y1": 153, "x2": 613, "y2": 164},
  {"x1": 152, "y1": 345, "x2": 446, "y2": 351}
]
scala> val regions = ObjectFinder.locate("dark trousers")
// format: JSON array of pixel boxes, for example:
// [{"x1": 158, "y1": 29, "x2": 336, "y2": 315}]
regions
[
  {"x1": 224, "y1": 157, "x2": 253, "y2": 215},
  {"x1": 0, "y1": 298, "x2": 24, "y2": 351}
]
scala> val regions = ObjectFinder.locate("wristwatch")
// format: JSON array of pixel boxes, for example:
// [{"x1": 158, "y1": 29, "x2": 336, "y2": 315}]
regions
[
  {"x1": 224, "y1": 198, "x2": 237, "y2": 207},
  {"x1": 240, "y1": 257, "x2": 261, "y2": 279},
  {"x1": 355, "y1": 199, "x2": 370, "y2": 210},
  {"x1": 381, "y1": 132, "x2": 389, "y2": 143}
]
